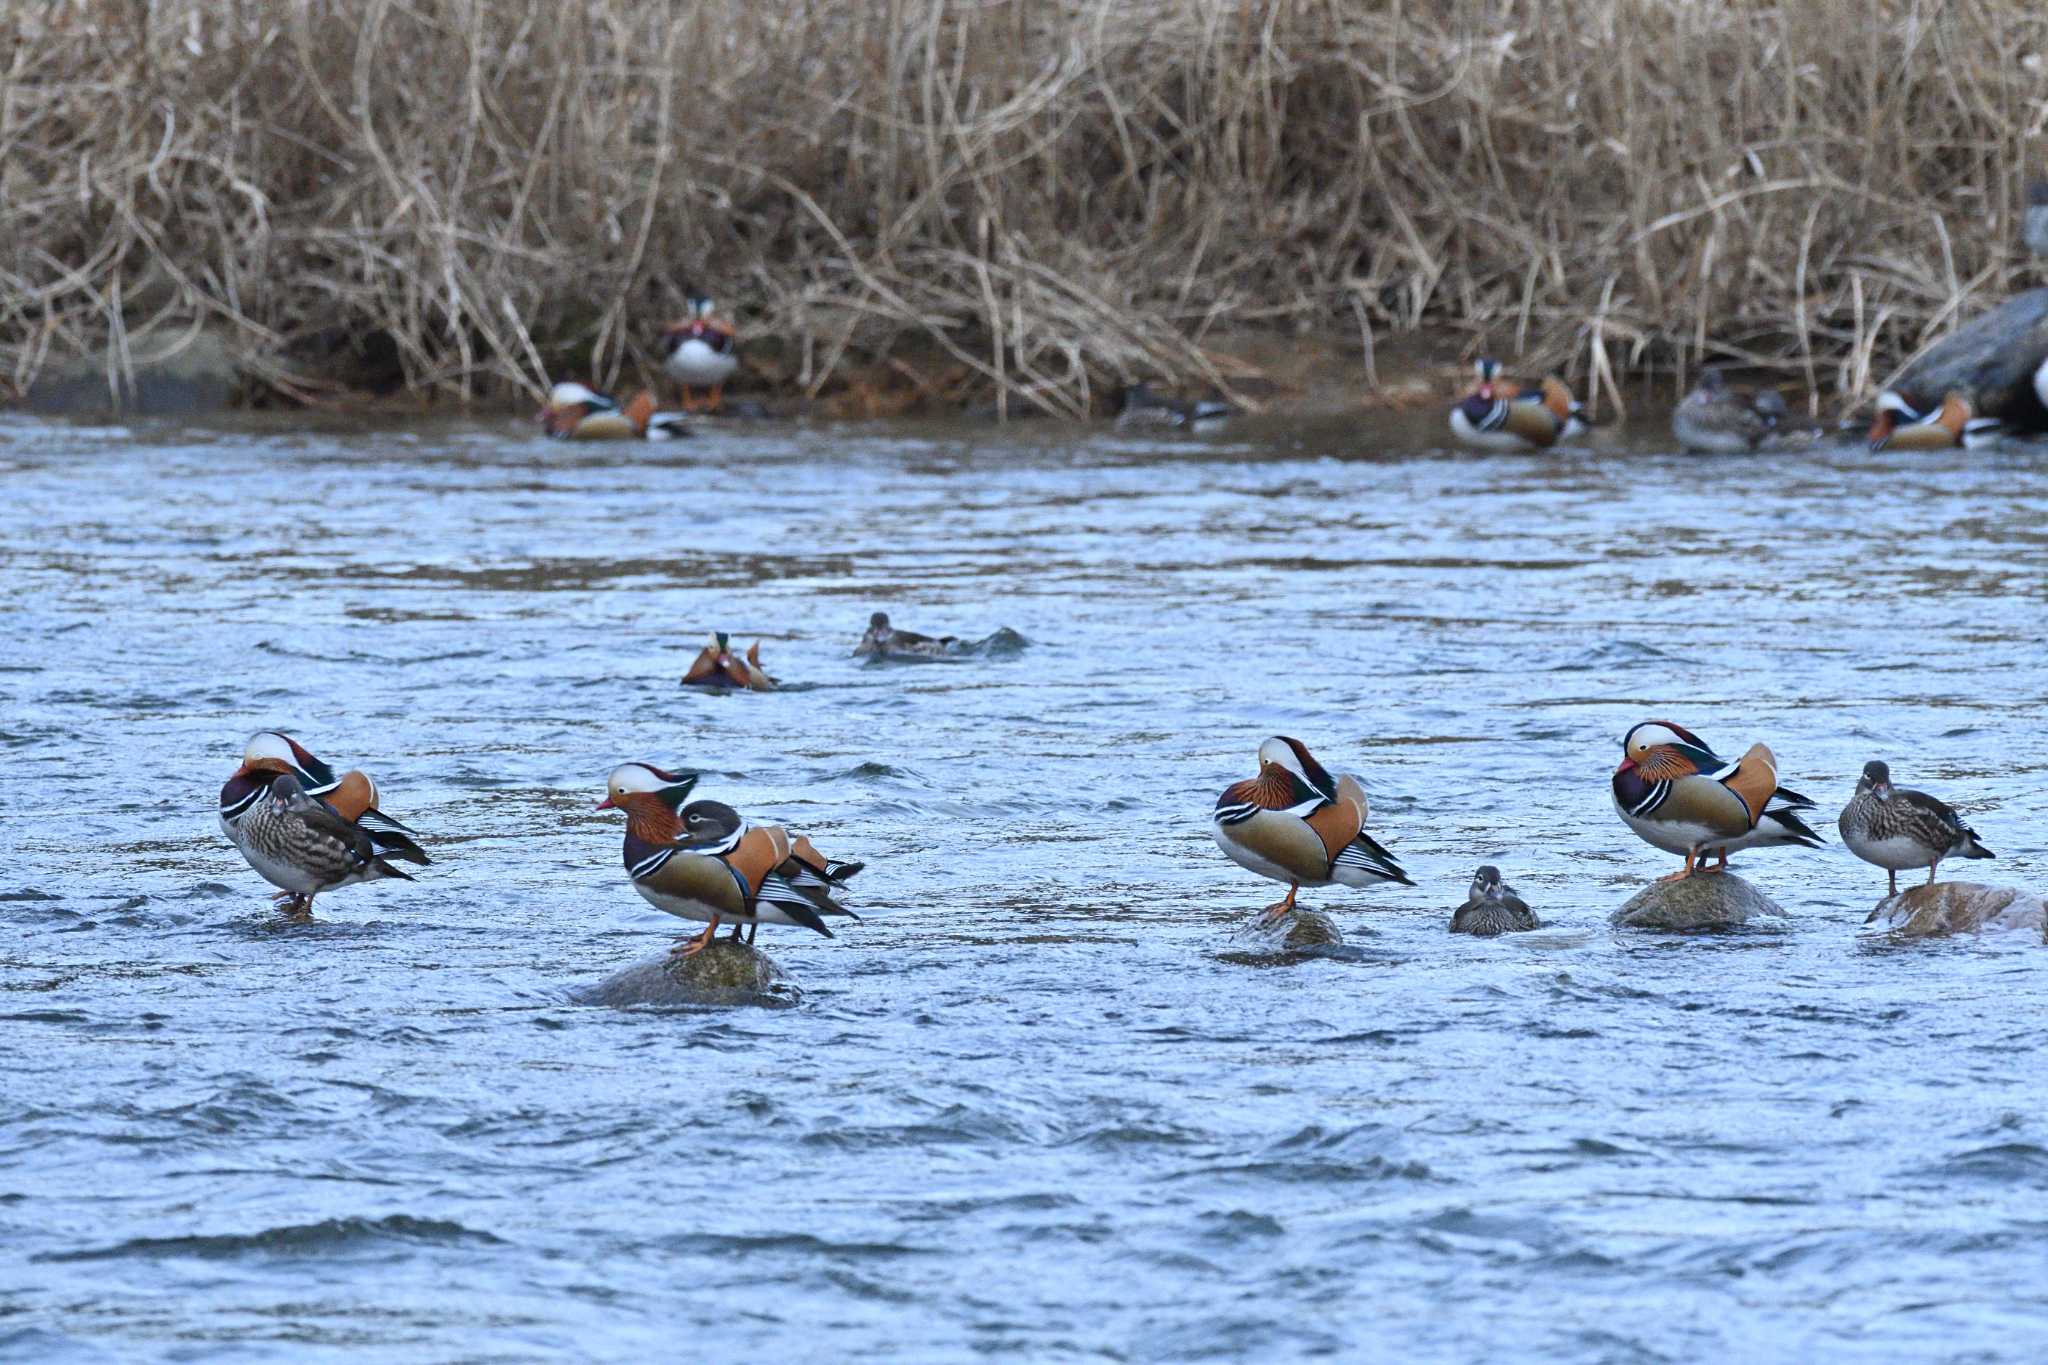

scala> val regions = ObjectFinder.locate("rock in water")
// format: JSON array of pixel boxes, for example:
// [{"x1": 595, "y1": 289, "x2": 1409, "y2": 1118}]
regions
[
  {"x1": 27, "y1": 329, "x2": 240, "y2": 416},
  {"x1": 1888, "y1": 288, "x2": 2048, "y2": 426},
  {"x1": 574, "y1": 939, "x2": 791, "y2": 1007},
  {"x1": 1611, "y1": 872, "x2": 1781, "y2": 930},
  {"x1": 1865, "y1": 881, "x2": 2047, "y2": 938}
]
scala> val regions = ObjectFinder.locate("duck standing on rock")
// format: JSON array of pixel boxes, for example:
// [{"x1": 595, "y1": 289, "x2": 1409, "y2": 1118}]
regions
[
  {"x1": 681, "y1": 633, "x2": 777, "y2": 691},
  {"x1": 597, "y1": 764, "x2": 861, "y2": 956},
  {"x1": 1611, "y1": 721, "x2": 1823, "y2": 880},
  {"x1": 1449, "y1": 866, "x2": 1541, "y2": 935},
  {"x1": 537, "y1": 383, "x2": 689, "y2": 439},
  {"x1": 218, "y1": 731, "x2": 430, "y2": 917},
  {"x1": 659, "y1": 297, "x2": 740, "y2": 413},
  {"x1": 1838, "y1": 760, "x2": 1994, "y2": 895},
  {"x1": 1212, "y1": 736, "x2": 1411, "y2": 925},
  {"x1": 1448, "y1": 359, "x2": 1590, "y2": 451},
  {"x1": 1671, "y1": 369, "x2": 1789, "y2": 453},
  {"x1": 1866, "y1": 392, "x2": 2003, "y2": 451}
]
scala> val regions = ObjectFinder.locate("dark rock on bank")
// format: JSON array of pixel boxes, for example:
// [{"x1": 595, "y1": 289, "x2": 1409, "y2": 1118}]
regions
[{"x1": 1889, "y1": 289, "x2": 2048, "y2": 428}]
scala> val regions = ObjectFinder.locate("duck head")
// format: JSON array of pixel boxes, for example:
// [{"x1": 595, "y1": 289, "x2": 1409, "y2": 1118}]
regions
[
  {"x1": 1857, "y1": 760, "x2": 1895, "y2": 801},
  {"x1": 537, "y1": 381, "x2": 613, "y2": 435},
  {"x1": 1468, "y1": 864, "x2": 1504, "y2": 899},
  {"x1": 869, "y1": 611, "x2": 892, "y2": 631},
  {"x1": 234, "y1": 731, "x2": 339, "y2": 794},
  {"x1": 1617, "y1": 721, "x2": 1716, "y2": 776},
  {"x1": 1473, "y1": 357, "x2": 1503, "y2": 400},
  {"x1": 1256, "y1": 736, "x2": 1338, "y2": 801},
  {"x1": 596, "y1": 762, "x2": 700, "y2": 812},
  {"x1": 1867, "y1": 391, "x2": 1920, "y2": 451}
]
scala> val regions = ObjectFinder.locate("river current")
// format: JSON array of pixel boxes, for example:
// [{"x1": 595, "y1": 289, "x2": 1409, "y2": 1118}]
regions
[{"x1": 1, "y1": 409, "x2": 2043, "y2": 1360}]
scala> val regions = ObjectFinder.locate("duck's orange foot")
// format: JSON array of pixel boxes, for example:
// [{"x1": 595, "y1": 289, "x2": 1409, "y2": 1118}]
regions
[{"x1": 1655, "y1": 868, "x2": 1693, "y2": 883}]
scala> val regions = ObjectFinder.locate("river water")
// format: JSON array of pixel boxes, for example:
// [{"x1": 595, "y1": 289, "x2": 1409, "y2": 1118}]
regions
[{"x1": 1, "y1": 408, "x2": 2044, "y2": 1361}]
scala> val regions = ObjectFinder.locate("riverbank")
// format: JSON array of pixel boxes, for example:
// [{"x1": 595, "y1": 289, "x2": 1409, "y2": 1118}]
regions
[{"x1": 4, "y1": 1, "x2": 2045, "y2": 415}]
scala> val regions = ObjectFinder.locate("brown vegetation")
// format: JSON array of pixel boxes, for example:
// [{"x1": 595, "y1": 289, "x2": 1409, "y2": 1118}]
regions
[{"x1": 3, "y1": 0, "x2": 2046, "y2": 414}]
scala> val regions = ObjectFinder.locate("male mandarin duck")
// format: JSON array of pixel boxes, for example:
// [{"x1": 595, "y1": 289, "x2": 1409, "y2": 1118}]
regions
[
  {"x1": 659, "y1": 297, "x2": 740, "y2": 413},
  {"x1": 597, "y1": 764, "x2": 861, "y2": 956},
  {"x1": 1838, "y1": 760, "x2": 1994, "y2": 896},
  {"x1": 1611, "y1": 721, "x2": 1822, "y2": 879},
  {"x1": 1672, "y1": 368, "x2": 1790, "y2": 453},
  {"x1": 1866, "y1": 391, "x2": 2002, "y2": 451},
  {"x1": 1448, "y1": 358, "x2": 1590, "y2": 450},
  {"x1": 218, "y1": 731, "x2": 429, "y2": 917},
  {"x1": 537, "y1": 383, "x2": 689, "y2": 440},
  {"x1": 1212, "y1": 736, "x2": 1411, "y2": 925},
  {"x1": 680, "y1": 633, "x2": 777, "y2": 691}
]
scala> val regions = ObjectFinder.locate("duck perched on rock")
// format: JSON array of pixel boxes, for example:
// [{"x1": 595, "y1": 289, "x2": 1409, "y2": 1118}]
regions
[
  {"x1": 597, "y1": 764, "x2": 860, "y2": 956},
  {"x1": 681, "y1": 633, "x2": 776, "y2": 691},
  {"x1": 1212, "y1": 736, "x2": 1411, "y2": 925},
  {"x1": 1611, "y1": 721, "x2": 1823, "y2": 879},
  {"x1": 1672, "y1": 369, "x2": 1790, "y2": 453},
  {"x1": 537, "y1": 383, "x2": 689, "y2": 440},
  {"x1": 1867, "y1": 392, "x2": 2003, "y2": 451},
  {"x1": 218, "y1": 731, "x2": 429, "y2": 917},
  {"x1": 1448, "y1": 359, "x2": 1590, "y2": 450},
  {"x1": 1115, "y1": 382, "x2": 1237, "y2": 429},
  {"x1": 1838, "y1": 760, "x2": 1994, "y2": 895},
  {"x1": 854, "y1": 611, "x2": 959, "y2": 659},
  {"x1": 659, "y1": 297, "x2": 740, "y2": 413},
  {"x1": 1449, "y1": 866, "x2": 1540, "y2": 935}
]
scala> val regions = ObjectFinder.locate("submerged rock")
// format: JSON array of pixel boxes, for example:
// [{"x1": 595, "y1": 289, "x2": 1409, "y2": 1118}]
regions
[
  {"x1": 574, "y1": 939, "x2": 791, "y2": 1007},
  {"x1": 27, "y1": 328, "x2": 240, "y2": 416},
  {"x1": 1611, "y1": 872, "x2": 1780, "y2": 930},
  {"x1": 1888, "y1": 288, "x2": 2048, "y2": 427},
  {"x1": 1865, "y1": 881, "x2": 2047, "y2": 938}
]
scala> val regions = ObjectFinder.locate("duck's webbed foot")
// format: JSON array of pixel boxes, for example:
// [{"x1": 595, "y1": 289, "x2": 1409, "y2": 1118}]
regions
[{"x1": 1256, "y1": 884, "x2": 1300, "y2": 927}]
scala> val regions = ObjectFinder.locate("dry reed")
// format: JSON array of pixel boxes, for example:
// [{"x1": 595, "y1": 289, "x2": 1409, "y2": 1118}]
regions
[{"x1": 3, "y1": 0, "x2": 2046, "y2": 414}]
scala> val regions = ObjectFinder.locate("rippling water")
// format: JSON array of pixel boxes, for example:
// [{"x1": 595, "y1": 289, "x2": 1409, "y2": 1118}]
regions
[{"x1": 2, "y1": 409, "x2": 2044, "y2": 1360}]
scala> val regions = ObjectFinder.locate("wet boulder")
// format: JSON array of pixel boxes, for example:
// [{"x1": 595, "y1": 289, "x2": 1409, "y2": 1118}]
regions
[
  {"x1": 1864, "y1": 881, "x2": 2047, "y2": 939},
  {"x1": 1888, "y1": 288, "x2": 2048, "y2": 427},
  {"x1": 27, "y1": 328, "x2": 241, "y2": 416},
  {"x1": 574, "y1": 939, "x2": 790, "y2": 1007},
  {"x1": 1611, "y1": 872, "x2": 1780, "y2": 930},
  {"x1": 1220, "y1": 906, "x2": 1354, "y2": 961}
]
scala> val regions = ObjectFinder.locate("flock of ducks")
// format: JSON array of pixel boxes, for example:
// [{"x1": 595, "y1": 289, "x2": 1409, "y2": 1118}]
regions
[
  {"x1": 216, "y1": 702, "x2": 2000, "y2": 954},
  {"x1": 536, "y1": 297, "x2": 740, "y2": 440},
  {"x1": 1444, "y1": 355, "x2": 2048, "y2": 455}
]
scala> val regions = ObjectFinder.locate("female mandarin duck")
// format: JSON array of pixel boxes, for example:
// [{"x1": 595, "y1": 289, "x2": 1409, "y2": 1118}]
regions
[
  {"x1": 597, "y1": 764, "x2": 861, "y2": 956},
  {"x1": 1671, "y1": 368, "x2": 1790, "y2": 453},
  {"x1": 537, "y1": 383, "x2": 689, "y2": 440},
  {"x1": 1611, "y1": 721, "x2": 1822, "y2": 879},
  {"x1": 1866, "y1": 391, "x2": 2002, "y2": 451},
  {"x1": 218, "y1": 731, "x2": 429, "y2": 917},
  {"x1": 1448, "y1": 358, "x2": 1589, "y2": 450},
  {"x1": 1838, "y1": 760, "x2": 1994, "y2": 895},
  {"x1": 660, "y1": 297, "x2": 740, "y2": 413},
  {"x1": 680, "y1": 633, "x2": 777, "y2": 690},
  {"x1": 1212, "y1": 736, "x2": 1411, "y2": 924}
]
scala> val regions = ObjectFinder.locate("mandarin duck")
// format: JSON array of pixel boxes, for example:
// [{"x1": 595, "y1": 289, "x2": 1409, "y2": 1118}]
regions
[
  {"x1": 659, "y1": 297, "x2": 739, "y2": 413},
  {"x1": 1838, "y1": 760, "x2": 1994, "y2": 896},
  {"x1": 537, "y1": 382, "x2": 689, "y2": 440},
  {"x1": 1212, "y1": 736, "x2": 1411, "y2": 925},
  {"x1": 1866, "y1": 391, "x2": 2002, "y2": 451},
  {"x1": 680, "y1": 633, "x2": 777, "y2": 691},
  {"x1": 1672, "y1": 369, "x2": 1790, "y2": 453},
  {"x1": 853, "y1": 611, "x2": 959, "y2": 660},
  {"x1": 1611, "y1": 721, "x2": 1822, "y2": 879},
  {"x1": 1114, "y1": 382, "x2": 1237, "y2": 429},
  {"x1": 1448, "y1": 359, "x2": 1589, "y2": 450},
  {"x1": 218, "y1": 731, "x2": 429, "y2": 917},
  {"x1": 1449, "y1": 865, "x2": 1541, "y2": 936},
  {"x1": 597, "y1": 764, "x2": 861, "y2": 956}
]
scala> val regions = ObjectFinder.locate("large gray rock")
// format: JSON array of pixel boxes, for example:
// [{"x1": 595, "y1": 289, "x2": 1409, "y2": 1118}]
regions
[
  {"x1": 26, "y1": 328, "x2": 241, "y2": 416},
  {"x1": 1611, "y1": 872, "x2": 1780, "y2": 930},
  {"x1": 1889, "y1": 288, "x2": 2048, "y2": 425},
  {"x1": 574, "y1": 939, "x2": 792, "y2": 1007},
  {"x1": 1218, "y1": 905, "x2": 1363, "y2": 963},
  {"x1": 1865, "y1": 881, "x2": 2047, "y2": 939}
]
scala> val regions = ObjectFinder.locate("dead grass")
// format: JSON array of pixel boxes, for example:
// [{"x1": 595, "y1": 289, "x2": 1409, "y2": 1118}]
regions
[{"x1": 3, "y1": 0, "x2": 2046, "y2": 413}]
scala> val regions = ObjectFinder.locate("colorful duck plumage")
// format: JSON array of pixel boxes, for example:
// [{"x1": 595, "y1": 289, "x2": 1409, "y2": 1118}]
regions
[
  {"x1": 1212, "y1": 736, "x2": 1411, "y2": 924},
  {"x1": 537, "y1": 383, "x2": 689, "y2": 440},
  {"x1": 1448, "y1": 359, "x2": 1589, "y2": 450},
  {"x1": 660, "y1": 297, "x2": 740, "y2": 413},
  {"x1": 597, "y1": 763, "x2": 861, "y2": 956},
  {"x1": 1867, "y1": 391, "x2": 2001, "y2": 451},
  {"x1": 1611, "y1": 721, "x2": 1822, "y2": 879},
  {"x1": 680, "y1": 633, "x2": 777, "y2": 691}
]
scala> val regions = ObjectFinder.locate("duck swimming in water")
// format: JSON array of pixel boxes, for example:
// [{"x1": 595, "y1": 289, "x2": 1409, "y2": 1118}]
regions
[
  {"x1": 1671, "y1": 369, "x2": 1789, "y2": 453},
  {"x1": 1866, "y1": 391, "x2": 2003, "y2": 451},
  {"x1": 1447, "y1": 359, "x2": 1591, "y2": 450},
  {"x1": 853, "y1": 611, "x2": 960, "y2": 659},
  {"x1": 1449, "y1": 865, "x2": 1541, "y2": 935},
  {"x1": 680, "y1": 633, "x2": 777, "y2": 691},
  {"x1": 1114, "y1": 382, "x2": 1237, "y2": 429},
  {"x1": 537, "y1": 383, "x2": 690, "y2": 439}
]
